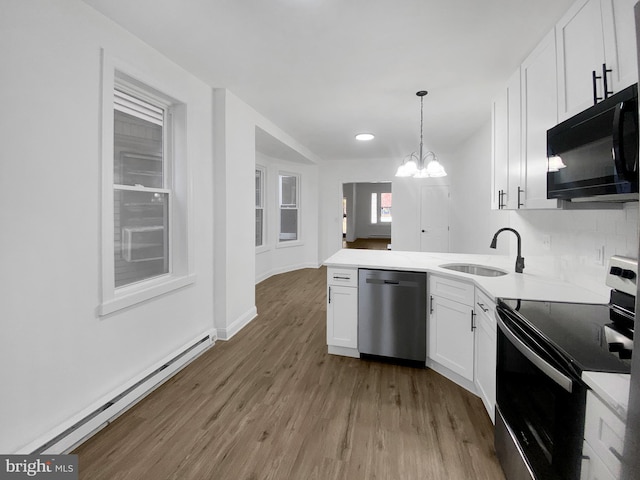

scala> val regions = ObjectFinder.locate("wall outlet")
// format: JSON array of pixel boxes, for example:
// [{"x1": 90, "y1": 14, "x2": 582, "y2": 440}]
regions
[{"x1": 541, "y1": 235, "x2": 551, "y2": 251}]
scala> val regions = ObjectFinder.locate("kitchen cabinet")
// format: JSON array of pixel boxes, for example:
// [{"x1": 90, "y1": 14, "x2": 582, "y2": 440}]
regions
[
  {"x1": 491, "y1": 70, "x2": 520, "y2": 210},
  {"x1": 556, "y1": 0, "x2": 638, "y2": 122},
  {"x1": 520, "y1": 29, "x2": 561, "y2": 210},
  {"x1": 473, "y1": 290, "x2": 496, "y2": 423},
  {"x1": 428, "y1": 275, "x2": 475, "y2": 382},
  {"x1": 326, "y1": 267, "x2": 359, "y2": 357},
  {"x1": 581, "y1": 390, "x2": 626, "y2": 480}
]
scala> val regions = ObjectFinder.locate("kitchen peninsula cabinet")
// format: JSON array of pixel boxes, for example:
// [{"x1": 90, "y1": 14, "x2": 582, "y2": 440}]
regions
[
  {"x1": 326, "y1": 267, "x2": 359, "y2": 357},
  {"x1": 556, "y1": 0, "x2": 638, "y2": 121},
  {"x1": 428, "y1": 275, "x2": 475, "y2": 382}
]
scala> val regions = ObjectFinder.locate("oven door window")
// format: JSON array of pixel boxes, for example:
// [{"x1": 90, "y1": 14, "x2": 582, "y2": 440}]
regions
[{"x1": 497, "y1": 314, "x2": 587, "y2": 480}]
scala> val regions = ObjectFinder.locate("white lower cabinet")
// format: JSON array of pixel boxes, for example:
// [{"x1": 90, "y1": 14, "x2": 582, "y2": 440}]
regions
[
  {"x1": 581, "y1": 390, "x2": 626, "y2": 480},
  {"x1": 474, "y1": 290, "x2": 497, "y2": 423},
  {"x1": 326, "y1": 268, "x2": 359, "y2": 357},
  {"x1": 428, "y1": 275, "x2": 497, "y2": 422},
  {"x1": 581, "y1": 441, "x2": 616, "y2": 480},
  {"x1": 428, "y1": 276, "x2": 475, "y2": 382}
]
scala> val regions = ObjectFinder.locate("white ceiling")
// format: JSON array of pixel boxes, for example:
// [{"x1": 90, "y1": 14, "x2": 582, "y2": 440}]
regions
[{"x1": 84, "y1": 0, "x2": 575, "y2": 163}]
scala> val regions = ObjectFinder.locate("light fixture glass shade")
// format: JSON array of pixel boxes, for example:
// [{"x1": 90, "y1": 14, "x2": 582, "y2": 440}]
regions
[
  {"x1": 547, "y1": 155, "x2": 566, "y2": 172},
  {"x1": 395, "y1": 156, "x2": 418, "y2": 177},
  {"x1": 424, "y1": 158, "x2": 447, "y2": 177},
  {"x1": 355, "y1": 133, "x2": 375, "y2": 141}
]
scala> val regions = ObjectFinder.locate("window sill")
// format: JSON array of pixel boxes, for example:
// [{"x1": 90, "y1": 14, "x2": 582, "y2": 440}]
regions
[
  {"x1": 99, "y1": 273, "x2": 196, "y2": 316},
  {"x1": 276, "y1": 240, "x2": 304, "y2": 249}
]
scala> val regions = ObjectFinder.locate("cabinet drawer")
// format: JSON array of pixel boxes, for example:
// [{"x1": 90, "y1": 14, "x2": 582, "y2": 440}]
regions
[
  {"x1": 583, "y1": 390, "x2": 626, "y2": 478},
  {"x1": 327, "y1": 267, "x2": 357, "y2": 287},
  {"x1": 429, "y1": 275, "x2": 474, "y2": 306},
  {"x1": 474, "y1": 289, "x2": 496, "y2": 331}
]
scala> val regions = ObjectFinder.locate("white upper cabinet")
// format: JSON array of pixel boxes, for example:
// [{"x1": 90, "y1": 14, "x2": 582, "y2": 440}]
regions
[
  {"x1": 491, "y1": 89, "x2": 509, "y2": 210},
  {"x1": 520, "y1": 29, "x2": 560, "y2": 209},
  {"x1": 602, "y1": 0, "x2": 639, "y2": 93},
  {"x1": 491, "y1": 70, "x2": 521, "y2": 210},
  {"x1": 556, "y1": 0, "x2": 638, "y2": 122}
]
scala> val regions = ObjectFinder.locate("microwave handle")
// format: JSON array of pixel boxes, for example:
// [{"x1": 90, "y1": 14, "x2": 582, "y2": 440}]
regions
[{"x1": 612, "y1": 100, "x2": 637, "y2": 181}]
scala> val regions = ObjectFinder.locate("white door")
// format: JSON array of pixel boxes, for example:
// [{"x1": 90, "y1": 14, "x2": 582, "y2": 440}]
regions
[{"x1": 420, "y1": 185, "x2": 449, "y2": 252}]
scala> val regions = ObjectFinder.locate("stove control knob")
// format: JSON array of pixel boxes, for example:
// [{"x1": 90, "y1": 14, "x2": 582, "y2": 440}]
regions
[
  {"x1": 619, "y1": 349, "x2": 632, "y2": 360},
  {"x1": 610, "y1": 266, "x2": 623, "y2": 276},
  {"x1": 609, "y1": 342, "x2": 624, "y2": 352},
  {"x1": 621, "y1": 269, "x2": 636, "y2": 280}
]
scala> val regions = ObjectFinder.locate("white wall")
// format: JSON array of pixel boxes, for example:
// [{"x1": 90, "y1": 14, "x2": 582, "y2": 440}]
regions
[
  {"x1": 448, "y1": 122, "x2": 510, "y2": 255},
  {"x1": 0, "y1": 0, "x2": 214, "y2": 453},
  {"x1": 255, "y1": 153, "x2": 320, "y2": 283}
]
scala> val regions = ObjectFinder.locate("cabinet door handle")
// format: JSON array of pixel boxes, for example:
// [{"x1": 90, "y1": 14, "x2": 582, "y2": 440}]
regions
[
  {"x1": 430, "y1": 295, "x2": 434, "y2": 314},
  {"x1": 498, "y1": 189, "x2": 505, "y2": 209},
  {"x1": 592, "y1": 69, "x2": 603, "y2": 104},
  {"x1": 476, "y1": 302, "x2": 489, "y2": 313},
  {"x1": 602, "y1": 63, "x2": 613, "y2": 99},
  {"x1": 517, "y1": 187, "x2": 524, "y2": 209},
  {"x1": 332, "y1": 275, "x2": 351, "y2": 280},
  {"x1": 609, "y1": 446, "x2": 624, "y2": 463},
  {"x1": 471, "y1": 310, "x2": 476, "y2": 331},
  {"x1": 328, "y1": 286, "x2": 331, "y2": 304}
]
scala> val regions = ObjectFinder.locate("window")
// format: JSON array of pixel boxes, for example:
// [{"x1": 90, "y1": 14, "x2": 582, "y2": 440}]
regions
[
  {"x1": 380, "y1": 192, "x2": 392, "y2": 222},
  {"x1": 113, "y1": 90, "x2": 169, "y2": 287},
  {"x1": 370, "y1": 191, "x2": 392, "y2": 224},
  {"x1": 255, "y1": 167, "x2": 265, "y2": 247},
  {"x1": 99, "y1": 56, "x2": 193, "y2": 316},
  {"x1": 371, "y1": 193, "x2": 378, "y2": 224},
  {"x1": 278, "y1": 173, "x2": 299, "y2": 242}
]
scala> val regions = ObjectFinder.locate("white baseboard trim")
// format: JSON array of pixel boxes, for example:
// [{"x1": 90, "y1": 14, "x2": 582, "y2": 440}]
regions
[
  {"x1": 426, "y1": 358, "x2": 477, "y2": 396},
  {"x1": 327, "y1": 345, "x2": 360, "y2": 358},
  {"x1": 255, "y1": 262, "x2": 321, "y2": 285},
  {"x1": 17, "y1": 330, "x2": 215, "y2": 455},
  {"x1": 216, "y1": 306, "x2": 258, "y2": 340}
]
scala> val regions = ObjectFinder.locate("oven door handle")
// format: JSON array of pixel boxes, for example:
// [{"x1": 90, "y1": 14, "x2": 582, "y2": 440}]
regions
[{"x1": 497, "y1": 314, "x2": 574, "y2": 393}]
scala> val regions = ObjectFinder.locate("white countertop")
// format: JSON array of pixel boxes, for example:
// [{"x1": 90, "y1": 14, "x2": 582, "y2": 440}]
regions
[
  {"x1": 582, "y1": 371, "x2": 631, "y2": 419},
  {"x1": 324, "y1": 249, "x2": 609, "y2": 304}
]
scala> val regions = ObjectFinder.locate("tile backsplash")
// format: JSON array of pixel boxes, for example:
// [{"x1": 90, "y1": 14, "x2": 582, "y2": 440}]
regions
[{"x1": 509, "y1": 203, "x2": 639, "y2": 296}]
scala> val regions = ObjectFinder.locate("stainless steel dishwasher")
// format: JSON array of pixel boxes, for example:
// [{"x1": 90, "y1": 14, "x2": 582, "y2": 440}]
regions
[{"x1": 358, "y1": 269, "x2": 427, "y2": 362}]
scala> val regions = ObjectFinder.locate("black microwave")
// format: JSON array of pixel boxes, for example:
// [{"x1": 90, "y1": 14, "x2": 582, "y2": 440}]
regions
[{"x1": 547, "y1": 83, "x2": 639, "y2": 202}]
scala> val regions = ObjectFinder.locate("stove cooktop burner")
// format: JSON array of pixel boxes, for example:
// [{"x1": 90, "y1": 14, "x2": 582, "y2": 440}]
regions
[{"x1": 498, "y1": 299, "x2": 632, "y2": 374}]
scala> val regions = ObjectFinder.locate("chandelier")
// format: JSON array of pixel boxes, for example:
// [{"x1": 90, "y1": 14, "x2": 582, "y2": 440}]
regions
[{"x1": 395, "y1": 90, "x2": 447, "y2": 178}]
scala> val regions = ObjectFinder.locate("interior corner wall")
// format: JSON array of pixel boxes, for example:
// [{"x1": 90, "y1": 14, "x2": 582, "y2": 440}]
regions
[
  {"x1": 213, "y1": 89, "x2": 257, "y2": 340},
  {"x1": 0, "y1": 0, "x2": 214, "y2": 454},
  {"x1": 447, "y1": 121, "x2": 509, "y2": 255}
]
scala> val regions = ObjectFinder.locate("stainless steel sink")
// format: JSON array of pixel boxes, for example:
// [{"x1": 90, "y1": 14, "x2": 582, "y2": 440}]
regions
[{"x1": 439, "y1": 263, "x2": 508, "y2": 277}]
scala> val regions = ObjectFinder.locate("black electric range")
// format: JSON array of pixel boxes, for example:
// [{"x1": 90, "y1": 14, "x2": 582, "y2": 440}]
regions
[{"x1": 497, "y1": 297, "x2": 632, "y2": 375}]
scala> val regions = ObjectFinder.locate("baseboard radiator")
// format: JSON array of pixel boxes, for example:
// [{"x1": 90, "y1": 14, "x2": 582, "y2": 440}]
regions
[{"x1": 33, "y1": 335, "x2": 213, "y2": 454}]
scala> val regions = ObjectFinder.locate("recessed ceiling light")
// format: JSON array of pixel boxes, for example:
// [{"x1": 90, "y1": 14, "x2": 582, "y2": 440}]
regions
[{"x1": 355, "y1": 133, "x2": 375, "y2": 141}]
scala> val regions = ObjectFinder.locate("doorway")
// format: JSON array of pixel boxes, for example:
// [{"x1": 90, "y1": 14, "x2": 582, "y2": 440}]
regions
[
  {"x1": 420, "y1": 185, "x2": 450, "y2": 252},
  {"x1": 342, "y1": 182, "x2": 392, "y2": 250}
]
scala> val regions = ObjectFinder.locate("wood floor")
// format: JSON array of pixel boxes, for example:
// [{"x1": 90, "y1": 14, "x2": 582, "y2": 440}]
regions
[
  {"x1": 343, "y1": 237, "x2": 391, "y2": 250},
  {"x1": 73, "y1": 267, "x2": 505, "y2": 480}
]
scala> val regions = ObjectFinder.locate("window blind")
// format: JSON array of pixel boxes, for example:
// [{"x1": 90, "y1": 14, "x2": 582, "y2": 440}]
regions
[{"x1": 114, "y1": 89, "x2": 164, "y2": 126}]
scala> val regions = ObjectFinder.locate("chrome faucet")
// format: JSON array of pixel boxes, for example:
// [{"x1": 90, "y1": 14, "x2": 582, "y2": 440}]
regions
[{"x1": 490, "y1": 228, "x2": 525, "y2": 273}]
